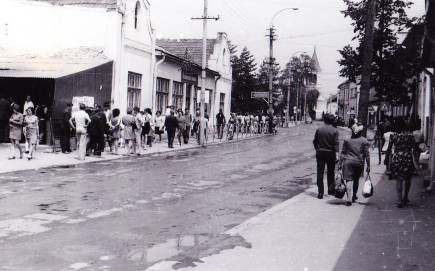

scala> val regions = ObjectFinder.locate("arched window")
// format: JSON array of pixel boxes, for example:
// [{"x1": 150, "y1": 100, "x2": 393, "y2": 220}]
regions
[{"x1": 134, "y1": 2, "x2": 140, "y2": 29}]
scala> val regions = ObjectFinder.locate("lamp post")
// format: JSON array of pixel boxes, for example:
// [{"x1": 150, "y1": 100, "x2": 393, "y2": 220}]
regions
[
  {"x1": 268, "y1": 8, "x2": 298, "y2": 115},
  {"x1": 286, "y1": 51, "x2": 305, "y2": 127}
]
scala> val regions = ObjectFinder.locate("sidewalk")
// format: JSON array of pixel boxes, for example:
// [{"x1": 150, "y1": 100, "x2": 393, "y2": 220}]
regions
[
  {"x1": 145, "y1": 149, "x2": 435, "y2": 271},
  {"x1": 0, "y1": 131, "x2": 270, "y2": 174}
]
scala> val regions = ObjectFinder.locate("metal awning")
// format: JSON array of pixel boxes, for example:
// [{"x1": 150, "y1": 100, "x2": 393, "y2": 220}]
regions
[{"x1": 0, "y1": 59, "x2": 112, "y2": 79}]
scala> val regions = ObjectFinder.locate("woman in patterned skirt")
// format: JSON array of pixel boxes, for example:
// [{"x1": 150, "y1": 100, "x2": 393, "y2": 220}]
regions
[
  {"x1": 386, "y1": 116, "x2": 417, "y2": 208},
  {"x1": 24, "y1": 107, "x2": 39, "y2": 160}
]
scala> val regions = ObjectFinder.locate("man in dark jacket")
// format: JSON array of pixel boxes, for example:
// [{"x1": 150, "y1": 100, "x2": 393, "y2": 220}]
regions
[
  {"x1": 0, "y1": 94, "x2": 11, "y2": 143},
  {"x1": 216, "y1": 109, "x2": 225, "y2": 139},
  {"x1": 313, "y1": 113, "x2": 339, "y2": 199},
  {"x1": 165, "y1": 110, "x2": 178, "y2": 148},
  {"x1": 60, "y1": 103, "x2": 73, "y2": 153},
  {"x1": 87, "y1": 106, "x2": 107, "y2": 156}
]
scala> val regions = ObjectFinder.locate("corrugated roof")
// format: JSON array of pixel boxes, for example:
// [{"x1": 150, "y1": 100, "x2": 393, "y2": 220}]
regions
[
  {"x1": 156, "y1": 39, "x2": 216, "y2": 67},
  {"x1": 0, "y1": 59, "x2": 112, "y2": 79},
  {"x1": 28, "y1": 0, "x2": 118, "y2": 10}
]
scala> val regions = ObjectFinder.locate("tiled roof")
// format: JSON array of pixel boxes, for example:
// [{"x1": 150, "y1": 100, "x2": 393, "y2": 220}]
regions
[
  {"x1": 156, "y1": 39, "x2": 217, "y2": 67},
  {"x1": 28, "y1": 0, "x2": 118, "y2": 10}
]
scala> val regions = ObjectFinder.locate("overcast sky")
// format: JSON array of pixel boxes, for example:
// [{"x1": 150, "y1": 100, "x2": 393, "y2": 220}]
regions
[{"x1": 149, "y1": 0, "x2": 426, "y2": 100}]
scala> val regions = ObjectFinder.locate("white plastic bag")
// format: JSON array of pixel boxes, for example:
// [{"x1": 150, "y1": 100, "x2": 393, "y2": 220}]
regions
[{"x1": 362, "y1": 175, "x2": 373, "y2": 198}]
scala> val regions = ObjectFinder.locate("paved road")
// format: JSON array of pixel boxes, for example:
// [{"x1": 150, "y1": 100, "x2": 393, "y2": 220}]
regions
[{"x1": 0, "y1": 123, "x2": 328, "y2": 270}]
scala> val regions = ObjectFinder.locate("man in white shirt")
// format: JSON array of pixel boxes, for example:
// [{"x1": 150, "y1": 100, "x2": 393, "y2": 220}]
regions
[
  {"x1": 69, "y1": 103, "x2": 91, "y2": 160},
  {"x1": 23, "y1": 95, "x2": 34, "y2": 115}
]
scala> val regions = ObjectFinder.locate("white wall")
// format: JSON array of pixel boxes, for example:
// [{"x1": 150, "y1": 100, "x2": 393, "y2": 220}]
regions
[{"x1": 1, "y1": 0, "x2": 113, "y2": 56}]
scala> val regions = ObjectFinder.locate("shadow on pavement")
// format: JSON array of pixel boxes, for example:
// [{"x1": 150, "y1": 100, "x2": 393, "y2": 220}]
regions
[{"x1": 331, "y1": 173, "x2": 435, "y2": 271}]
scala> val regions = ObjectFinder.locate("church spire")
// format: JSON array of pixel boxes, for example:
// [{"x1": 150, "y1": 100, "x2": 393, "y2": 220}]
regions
[{"x1": 310, "y1": 46, "x2": 321, "y2": 72}]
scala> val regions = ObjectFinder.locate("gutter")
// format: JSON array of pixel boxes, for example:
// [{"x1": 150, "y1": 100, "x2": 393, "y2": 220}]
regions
[
  {"x1": 211, "y1": 74, "x2": 222, "y2": 125},
  {"x1": 152, "y1": 55, "x2": 166, "y2": 116}
]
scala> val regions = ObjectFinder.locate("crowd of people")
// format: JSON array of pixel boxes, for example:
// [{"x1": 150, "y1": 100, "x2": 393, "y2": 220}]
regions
[
  {"x1": 1, "y1": 95, "x2": 283, "y2": 162},
  {"x1": 314, "y1": 113, "x2": 426, "y2": 208},
  {"x1": 0, "y1": 94, "x2": 49, "y2": 160}
]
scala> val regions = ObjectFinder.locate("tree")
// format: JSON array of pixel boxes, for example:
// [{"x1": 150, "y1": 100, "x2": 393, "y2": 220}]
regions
[
  {"x1": 338, "y1": 0, "x2": 419, "y2": 105},
  {"x1": 280, "y1": 54, "x2": 319, "y2": 119},
  {"x1": 230, "y1": 47, "x2": 260, "y2": 113}
]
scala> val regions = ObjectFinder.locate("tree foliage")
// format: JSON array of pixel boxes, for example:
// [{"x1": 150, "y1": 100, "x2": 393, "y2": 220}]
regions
[
  {"x1": 280, "y1": 54, "x2": 320, "y2": 117},
  {"x1": 230, "y1": 47, "x2": 262, "y2": 113},
  {"x1": 338, "y1": 0, "x2": 420, "y2": 105}
]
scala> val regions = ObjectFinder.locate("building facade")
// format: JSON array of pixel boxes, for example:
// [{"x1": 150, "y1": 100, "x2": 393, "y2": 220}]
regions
[
  {"x1": 155, "y1": 33, "x2": 232, "y2": 124},
  {"x1": 0, "y1": 0, "x2": 155, "y2": 118}
]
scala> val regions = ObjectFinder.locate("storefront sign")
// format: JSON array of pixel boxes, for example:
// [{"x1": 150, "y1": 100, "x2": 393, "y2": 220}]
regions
[
  {"x1": 72, "y1": 96, "x2": 94, "y2": 110},
  {"x1": 197, "y1": 90, "x2": 210, "y2": 104},
  {"x1": 181, "y1": 72, "x2": 198, "y2": 85}
]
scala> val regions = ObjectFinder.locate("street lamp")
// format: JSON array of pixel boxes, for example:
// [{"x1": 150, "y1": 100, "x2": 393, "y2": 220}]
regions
[
  {"x1": 268, "y1": 7, "x2": 298, "y2": 115},
  {"x1": 286, "y1": 51, "x2": 305, "y2": 127}
]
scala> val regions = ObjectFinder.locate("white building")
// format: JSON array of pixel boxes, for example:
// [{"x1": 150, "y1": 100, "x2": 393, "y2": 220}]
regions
[
  {"x1": 156, "y1": 33, "x2": 233, "y2": 124},
  {"x1": 0, "y1": 0, "x2": 155, "y2": 117}
]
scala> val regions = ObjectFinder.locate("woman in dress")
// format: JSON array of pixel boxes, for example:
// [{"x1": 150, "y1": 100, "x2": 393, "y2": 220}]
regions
[
  {"x1": 176, "y1": 110, "x2": 186, "y2": 146},
  {"x1": 8, "y1": 104, "x2": 24, "y2": 159},
  {"x1": 154, "y1": 111, "x2": 165, "y2": 143},
  {"x1": 24, "y1": 107, "x2": 39, "y2": 160},
  {"x1": 109, "y1": 108, "x2": 121, "y2": 155},
  {"x1": 122, "y1": 107, "x2": 136, "y2": 156},
  {"x1": 338, "y1": 122, "x2": 370, "y2": 206},
  {"x1": 386, "y1": 116, "x2": 417, "y2": 208},
  {"x1": 142, "y1": 108, "x2": 152, "y2": 149}
]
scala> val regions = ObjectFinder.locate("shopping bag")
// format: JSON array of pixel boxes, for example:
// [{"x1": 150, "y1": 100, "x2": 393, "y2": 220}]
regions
[
  {"x1": 334, "y1": 170, "x2": 346, "y2": 199},
  {"x1": 362, "y1": 174, "x2": 374, "y2": 198}
]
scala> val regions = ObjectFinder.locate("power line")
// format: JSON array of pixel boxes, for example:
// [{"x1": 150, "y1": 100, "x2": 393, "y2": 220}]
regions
[{"x1": 280, "y1": 28, "x2": 353, "y2": 39}]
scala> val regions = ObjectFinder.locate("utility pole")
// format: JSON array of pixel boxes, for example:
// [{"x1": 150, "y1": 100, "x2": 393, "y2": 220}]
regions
[
  {"x1": 267, "y1": 27, "x2": 276, "y2": 114},
  {"x1": 357, "y1": 0, "x2": 376, "y2": 137},
  {"x1": 192, "y1": 0, "x2": 219, "y2": 146}
]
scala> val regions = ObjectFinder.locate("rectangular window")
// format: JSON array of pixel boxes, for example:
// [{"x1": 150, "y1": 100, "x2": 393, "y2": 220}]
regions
[
  {"x1": 156, "y1": 77, "x2": 169, "y2": 113},
  {"x1": 219, "y1": 93, "x2": 225, "y2": 111},
  {"x1": 172, "y1": 81, "x2": 183, "y2": 112},
  {"x1": 127, "y1": 72, "x2": 142, "y2": 108}
]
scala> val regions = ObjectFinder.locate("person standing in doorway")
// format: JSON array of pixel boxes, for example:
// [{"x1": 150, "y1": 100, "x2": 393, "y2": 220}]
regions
[
  {"x1": 0, "y1": 94, "x2": 11, "y2": 143},
  {"x1": 165, "y1": 109, "x2": 178, "y2": 148},
  {"x1": 60, "y1": 103, "x2": 73, "y2": 153},
  {"x1": 313, "y1": 113, "x2": 339, "y2": 199},
  {"x1": 216, "y1": 109, "x2": 226, "y2": 139},
  {"x1": 69, "y1": 103, "x2": 91, "y2": 160},
  {"x1": 23, "y1": 95, "x2": 34, "y2": 153}
]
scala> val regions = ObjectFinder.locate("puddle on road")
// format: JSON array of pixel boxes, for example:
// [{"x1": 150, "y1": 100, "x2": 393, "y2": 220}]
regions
[{"x1": 145, "y1": 235, "x2": 210, "y2": 263}]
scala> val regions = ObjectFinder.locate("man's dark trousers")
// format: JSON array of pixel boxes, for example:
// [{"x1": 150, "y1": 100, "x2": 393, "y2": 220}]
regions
[
  {"x1": 167, "y1": 129, "x2": 176, "y2": 147},
  {"x1": 60, "y1": 128, "x2": 71, "y2": 152},
  {"x1": 0, "y1": 120, "x2": 9, "y2": 143},
  {"x1": 316, "y1": 151, "x2": 335, "y2": 195},
  {"x1": 217, "y1": 123, "x2": 223, "y2": 138}
]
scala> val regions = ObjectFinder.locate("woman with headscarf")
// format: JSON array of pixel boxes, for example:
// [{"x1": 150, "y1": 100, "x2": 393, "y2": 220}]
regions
[
  {"x1": 386, "y1": 116, "x2": 417, "y2": 208},
  {"x1": 339, "y1": 122, "x2": 370, "y2": 206}
]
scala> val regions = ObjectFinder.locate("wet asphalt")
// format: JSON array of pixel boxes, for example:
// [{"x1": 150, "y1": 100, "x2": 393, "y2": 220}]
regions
[{"x1": 0, "y1": 123, "x2": 329, "y2": 270}]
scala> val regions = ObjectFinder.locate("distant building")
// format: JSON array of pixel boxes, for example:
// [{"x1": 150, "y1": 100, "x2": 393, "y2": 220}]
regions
[{"x1": 326, "y1": 94, "x2": 338, "y2": 116}]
